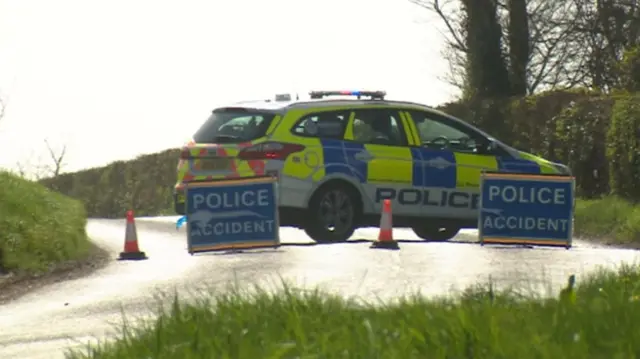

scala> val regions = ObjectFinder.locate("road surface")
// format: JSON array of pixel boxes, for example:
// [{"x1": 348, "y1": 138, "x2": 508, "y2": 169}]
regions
[{"x1": 0, "y1": 217, "x2": 638, "y2": 359}]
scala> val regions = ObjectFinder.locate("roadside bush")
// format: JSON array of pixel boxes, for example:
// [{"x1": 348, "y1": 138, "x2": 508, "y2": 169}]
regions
[
  {"x1": 552, "y1": 96, "x2": 612, "y2": 198},
  {"x1": 606, "y1": 93, "x2": 640, "y2": 201},
  {"x1": 505, "y1": 90, "x2": 590, "y2": 158},
  {"x1": 574, "y1": 196, "x2": 640, "y2": 245},
  {"x1": 92, "y1": 161, "x2": 129, "y2": 218},
  {"x1": 619, "y1": 46, "x2": 640, "y2": 92},
  {"x1": 0, "y1": 171, "x2": 90, "y2": 274}
]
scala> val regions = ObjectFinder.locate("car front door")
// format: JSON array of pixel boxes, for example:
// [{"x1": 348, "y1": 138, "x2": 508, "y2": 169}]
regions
[
  {"x1": 343, "y1": 108, "x2": 417, "y2": 216},
  {"x1": 403, "y1": 109, "x2": 500, "y2": 219}
]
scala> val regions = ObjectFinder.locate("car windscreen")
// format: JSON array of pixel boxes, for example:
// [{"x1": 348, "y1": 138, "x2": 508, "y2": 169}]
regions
[{"x1": 192, "y1": 108, "x2": 277, "y2": 144}]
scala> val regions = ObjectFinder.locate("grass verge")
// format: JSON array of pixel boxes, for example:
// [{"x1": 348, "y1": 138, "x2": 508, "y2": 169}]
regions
[
  {"x1": 68, "y1": 264, "x2": 640, "y2": 359},
  {"x1": 0, "y1": 170, "x2": 101, "y2": 295},
  {"x1": 575, "y1": 196, "x2": 640, "y2": 246}
]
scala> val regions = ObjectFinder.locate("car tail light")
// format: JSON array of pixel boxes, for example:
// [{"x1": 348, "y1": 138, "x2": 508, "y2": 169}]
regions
[{"x1": 238, "y1": 142, "x2": 305, "y2": 160}]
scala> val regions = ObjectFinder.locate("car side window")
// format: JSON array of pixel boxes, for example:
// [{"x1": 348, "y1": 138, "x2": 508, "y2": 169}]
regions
[
  {"x1": 351, "y1": 109, "x2": 408, "y2": 146},
  {"x1": 292, "y1": 110, "x2": 350, "y2": 139},
  {"x1": 407, "y1": 110, "x2": 488, "y2": 154}
]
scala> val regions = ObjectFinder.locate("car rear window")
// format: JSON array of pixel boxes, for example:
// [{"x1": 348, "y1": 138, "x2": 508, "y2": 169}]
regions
[{"x1": 192, "y1": 108, "x2": 277, "y2": 144}]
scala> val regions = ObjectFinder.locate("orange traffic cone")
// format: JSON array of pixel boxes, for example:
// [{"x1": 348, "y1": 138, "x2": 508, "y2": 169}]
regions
[
  {"x1": 370, "y1": 199, "x2": 400, "y2": 250},
  {"x1": 119, "y1": 210, "x2": 148, "y2": 260}
]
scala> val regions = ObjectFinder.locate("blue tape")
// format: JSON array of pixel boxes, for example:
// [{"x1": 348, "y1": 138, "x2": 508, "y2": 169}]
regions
[{"x1": 176, "y1": 215, "x2": 187, "y2": 230}]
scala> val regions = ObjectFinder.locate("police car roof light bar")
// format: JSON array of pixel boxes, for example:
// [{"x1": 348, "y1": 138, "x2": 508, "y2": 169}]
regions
[{"x1": 309, "y1": 90, "x2": 386, "y2": 100}]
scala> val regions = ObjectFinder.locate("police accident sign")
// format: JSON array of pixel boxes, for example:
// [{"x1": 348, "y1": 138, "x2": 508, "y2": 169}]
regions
[
  {"x1": 478, "y1": 172, "x2": 575, "y2": 248},
  {"x1": 185, "y1": 177, "x2": 279, "y2": 254}
]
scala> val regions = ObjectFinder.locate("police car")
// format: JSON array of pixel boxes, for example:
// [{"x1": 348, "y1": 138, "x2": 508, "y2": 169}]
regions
[{"x1": 174, "y1": 90, "x2": 570, "y2": 243}]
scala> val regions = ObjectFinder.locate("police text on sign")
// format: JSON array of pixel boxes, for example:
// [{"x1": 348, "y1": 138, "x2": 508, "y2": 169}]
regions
[
  {"x1": 479, "y1": 173, "x2": 574, "y2": 247},
  {"x1": 185, "y1": 179, "x2": 279, "y2": 253},
  {"x1": 483, "y1": 185, "x2": 569, "y2": 232},
  {"x1": 190, "y1": 189, "x2": 275, "y2": 237},
  {"x1": 192, "y1": 190, "x2": 271, "y2": 209}
]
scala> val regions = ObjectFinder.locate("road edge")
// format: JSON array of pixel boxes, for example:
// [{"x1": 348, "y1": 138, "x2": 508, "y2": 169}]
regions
[
  {"x1": 573, "y1": 235, "x2": 640, "y2": 250},
  {"x1": 0, "y1": 240, "x2": 111, "y2": 305}
]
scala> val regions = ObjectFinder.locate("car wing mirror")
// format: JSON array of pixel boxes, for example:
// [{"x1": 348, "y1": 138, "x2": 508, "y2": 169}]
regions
[
  {"x1": 487, "y1": 139, "x2": 498, "y2": 152},
  {"x1": 478, "y1": 139, "x2": 498, "y2": 154}
]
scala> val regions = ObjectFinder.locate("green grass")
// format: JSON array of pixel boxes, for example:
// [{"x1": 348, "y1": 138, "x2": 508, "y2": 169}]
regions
[
  {"x1": 0, "y1": 170, "x2": 91, "y2": 274},
  {"x1": 67, "y1": 264, "x2": 640, "y2": 359},
  {"x1": 575, "y1": 196, "x2": 640, "y2": 245}
]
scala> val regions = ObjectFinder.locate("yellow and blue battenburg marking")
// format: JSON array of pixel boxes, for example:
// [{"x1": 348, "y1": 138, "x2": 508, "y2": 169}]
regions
[
  {"x1": 319, "y1": 139, "x2": 545, "y2": 188},
  {"x1": 410, "y1": 148, "x2": 457, "y2": 188},
  {"x1": 320, "y1": 139, "x2": 368, "y2": 182},
  {"x1": 496, "y1": 157, "x2": 542, "y2": 174}
]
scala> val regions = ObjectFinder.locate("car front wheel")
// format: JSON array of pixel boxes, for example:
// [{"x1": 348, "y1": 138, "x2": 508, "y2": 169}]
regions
[
  {"x1": 412, "y1": 224, "x2": 460, "y2": 242},
  {"x1": 304, "y1": 184, "x2": 358, "y2": 243}
]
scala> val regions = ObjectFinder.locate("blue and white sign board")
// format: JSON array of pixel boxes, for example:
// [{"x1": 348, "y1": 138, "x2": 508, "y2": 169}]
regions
[
  {"x1": 479, "y1": 172, "x2": 575, "y2": 248},
  {"x1": 185, "y1": 176, "x2": 280, "y2": 254}
]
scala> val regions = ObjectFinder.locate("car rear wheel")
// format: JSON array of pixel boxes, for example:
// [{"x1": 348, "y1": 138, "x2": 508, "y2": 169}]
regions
[
  {"x1": 174, "y1": 199, "x2": 185, "y2": 215},
  {"x1": 304, "y1": 183, "x2": 358, "y2": 243},
  {"x1": 411, "y1": 224, "x2": 460, "y2": 242}
]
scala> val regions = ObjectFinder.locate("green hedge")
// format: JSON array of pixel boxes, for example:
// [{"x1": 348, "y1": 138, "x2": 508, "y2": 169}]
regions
[
  {"x1": 441, "y1": 89, "x2": 616, "y2": 199},
  {"x1": 574, "y1": 196, "x2": 640, "y2": 244},
  {"x1": 551, "y1": 96, "x2": 612, "y2": 197},
  {"x1": 0, "y1": 171, "x2": 90, "y2": 274},
  {"x1": 607, "y1": 93, "x2": 640, "y2": 201},
  {"x1": 39, "y1": 149, "x2": 179, "y2": 218}
]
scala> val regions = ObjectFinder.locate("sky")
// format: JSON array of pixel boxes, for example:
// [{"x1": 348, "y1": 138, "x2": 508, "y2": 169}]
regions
[{"x1": 0, "y1": 0, "x2": 458, "y2": 175}]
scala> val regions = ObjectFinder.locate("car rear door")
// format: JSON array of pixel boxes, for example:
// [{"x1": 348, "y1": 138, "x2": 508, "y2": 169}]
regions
[{"x1": 343, "y1": 108, "x2": 417, "y2": 216}]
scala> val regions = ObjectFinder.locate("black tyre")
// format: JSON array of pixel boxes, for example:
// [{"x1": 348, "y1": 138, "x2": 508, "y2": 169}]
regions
[
  {"x1": 304, "y1": 183, "x2": 359, "y2": 243},
  {"x1": 173, "y1": 192, "x2": 185, "y2": 215},
  {"x1": 412, "y1": 224, "x2": 460, "y2": 242}
]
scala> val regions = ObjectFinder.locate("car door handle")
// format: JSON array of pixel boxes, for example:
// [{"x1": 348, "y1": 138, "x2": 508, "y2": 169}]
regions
[{"x1": 354, "y1": 151, "x2": 374, "y2": 162}]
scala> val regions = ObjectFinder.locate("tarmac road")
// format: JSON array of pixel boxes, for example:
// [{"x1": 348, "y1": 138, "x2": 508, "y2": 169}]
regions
[{"x1": 1, "y1": 217, "x2": 639, "y2": 359}]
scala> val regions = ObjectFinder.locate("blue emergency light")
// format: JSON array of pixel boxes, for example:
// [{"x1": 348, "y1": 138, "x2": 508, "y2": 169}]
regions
[{"x1": 309, "y1": 90, "x2": 386, "y2": 100}]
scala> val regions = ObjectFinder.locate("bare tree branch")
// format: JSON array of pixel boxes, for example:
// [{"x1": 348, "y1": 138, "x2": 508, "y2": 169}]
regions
[
  {"x1": 409, "y1": 0, "x2": 469, "y2": 91},
  {"x1": 44, "y1": 139, "x2": 67, "y2": 177},
  {"x1": 14, "y1": 161, "x2": 28, "y2": 178},
  {"x1": 411, "y1": 0, "x2": 610, "y2": 94},
  {"x1": 410, "y1": 0, "x2": 468, "y2": 51}
]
